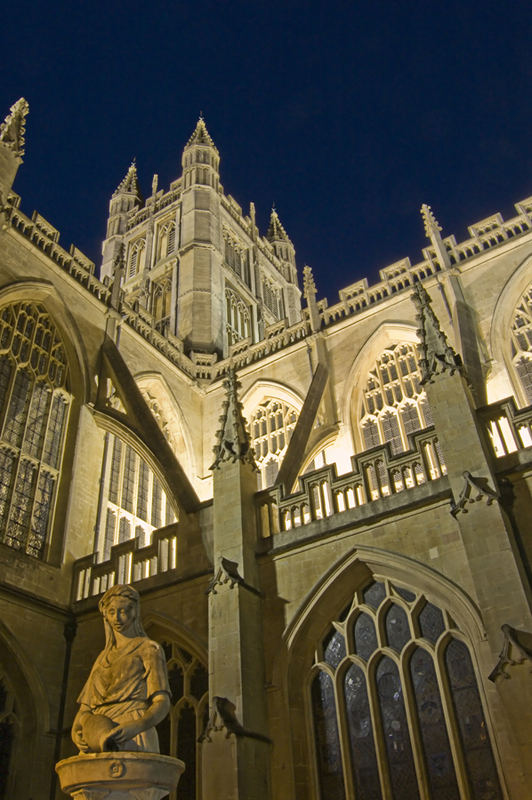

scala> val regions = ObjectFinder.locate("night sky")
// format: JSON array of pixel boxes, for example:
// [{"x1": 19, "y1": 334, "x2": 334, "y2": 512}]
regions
[{"x1": 2, "y1": 0, "x2": 531, "y2": 301}]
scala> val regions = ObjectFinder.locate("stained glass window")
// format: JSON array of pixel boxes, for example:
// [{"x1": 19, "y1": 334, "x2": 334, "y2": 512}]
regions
[
  {"x1": 157, "y1": 641, "x2": 208, "y2": 800},
  {"x1": 310, "y1": 579, "x2": 503, "y2": 799},
  {"x1": 0, "y1": 302, "x2": 71, "y2": 559},
  {"x1": 510, "y1": 284, "x2": 532, "y2": 404},
  {"x1": 96, "y1": 432, "x2": 177, "y2": 561},
  {"x1": 359, "y1": 344, "x2": 436, "y2": 454}
]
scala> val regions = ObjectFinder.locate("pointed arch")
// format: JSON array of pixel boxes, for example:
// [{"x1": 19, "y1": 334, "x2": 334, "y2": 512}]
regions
[{"x1": 490, "y1": 253, "x2": 532, "y2": 405}]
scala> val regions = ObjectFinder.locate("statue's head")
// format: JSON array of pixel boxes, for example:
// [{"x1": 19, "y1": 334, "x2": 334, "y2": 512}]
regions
[{"x1": 99, "y1": 584, "x2": 146, "y2": 645}]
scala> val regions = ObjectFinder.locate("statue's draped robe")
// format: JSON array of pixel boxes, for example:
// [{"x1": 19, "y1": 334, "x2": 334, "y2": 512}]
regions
[{"x1": 78, "y1": 637, "x2": 170, "y2": 752}]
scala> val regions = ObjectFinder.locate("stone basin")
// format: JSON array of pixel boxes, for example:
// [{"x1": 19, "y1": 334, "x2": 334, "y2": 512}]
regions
[{"x1": 55, "y1": 752, "x2": 185, "y2": 800}]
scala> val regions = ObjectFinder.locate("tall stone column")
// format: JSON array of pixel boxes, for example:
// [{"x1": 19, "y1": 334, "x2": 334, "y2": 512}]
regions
[
  {"x1": 412, "y1": 284, "x2": 532, "y2": 794},
  {"x1": 201, "y1": 370, "x2": 271, "y2": 800}
]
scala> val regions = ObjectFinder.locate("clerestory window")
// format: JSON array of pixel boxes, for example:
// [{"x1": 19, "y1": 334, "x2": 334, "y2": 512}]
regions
[
  {"x1": 225, "y1": 287, "x2": 250, "y2": 347},
  {"x1": 250, "y1": 398, "x2": 298, "y2": 488},
  {"x1": 0, "y1": 302, "x2": 71, "y2": 559},
  {"x1": 311, "y1": 579, "x2": 503, "y2": 800},
  {"x1": 510, "y1": 283, "x2": 532, "y2": 404},
  {"x1": 96, "y1": 432, "x2": 177, "y2": 561},
  {"x1": 360, "y1": 344, "x2": 434, "y2": 454}
]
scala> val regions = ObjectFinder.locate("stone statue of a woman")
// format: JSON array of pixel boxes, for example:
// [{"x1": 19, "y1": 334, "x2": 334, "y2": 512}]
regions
[{"x1": 71, "y1": 584, "x2": 171, "y2": 753}]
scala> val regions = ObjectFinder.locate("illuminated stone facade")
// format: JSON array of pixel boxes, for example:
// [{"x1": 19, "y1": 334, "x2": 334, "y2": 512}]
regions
[{"x1": 1, "y1": 99, "x2": 532, "y2": 799}]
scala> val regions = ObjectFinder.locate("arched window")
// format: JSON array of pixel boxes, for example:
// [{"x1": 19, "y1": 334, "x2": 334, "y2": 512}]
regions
[
  {"x1": 225, "y1": 288, "x2": 250, "y2": 346},
  {"x1": 360, "y1": 344, "x2": 434, "y2": 454},
  {"x1": 95, "y1": 433, "x2": 177, "y2": 561},
  {"x1": 262, "y1": 277, "x2": 281, "y2": 319},
  {"x1": 128, "y1": 239, "x2": 146, "y2": 279},
  {"x1": 311, "y1": 579, "x2": 503, "y2": 800},
  {"x1": 157, "y1": 640, "x2": 208, "y2": 800},
  {"x1": 157, "y1": 221, "x2": 176, "y2": 261},
  {"x1": 0, "y1": 673, "x2": 18, "y2": 800},
  {"x1": 510, "y1": 283, "x2": 532, "y2": 404},
  {"x1": 250, "y1": 398, "x2": 298, "y2": 488},
  {"x1": 0, "y1": 302, "x2": 71, "y2": 559}
]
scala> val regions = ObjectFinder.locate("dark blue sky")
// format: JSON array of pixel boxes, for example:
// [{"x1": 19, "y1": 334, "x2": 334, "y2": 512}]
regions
[{"x1": 3, "y1": 0, "x2": 531, "y2": 300}]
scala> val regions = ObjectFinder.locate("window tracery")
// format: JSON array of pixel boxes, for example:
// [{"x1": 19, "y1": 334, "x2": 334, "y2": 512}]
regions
[
  {"x1": 157, "y1": 220, "x2": 176, "y2": 261},
  {"x1": 261, "y1": 275, "x2": 282, "y2": 319},
  {"x1": 359, "y1": 344, "x2": 434, "y2": 454},
  {"x1": 225, "y1": 287, "x2": 250, "y2": 346},
  {"x1": 249, "y1": 398, "x2": 298, "y2": 488},
  {"x1": 127, "y1": 239, "x2": 146, "y2": 279},
  {"x1": 96, "y1": 433, "x2": 177, "y2": 561},
  {"x1": 510, "y1": 283, "x2": 532, "y2": 404},
  {"x1": 157, "y1": 640, "x2": 208, "y2": 800},
  {"x1": 311, "y1": 579, "x2": 502, "y2": 800},
  {"x1": 0, "y1": 302, "x2": 71, "y2": 558}
]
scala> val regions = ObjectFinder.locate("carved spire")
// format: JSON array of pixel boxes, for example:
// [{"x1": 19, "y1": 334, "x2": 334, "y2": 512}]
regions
[
  {"x1": 411, "y1": 282, "x2": 462, "y2": 383},
  {"x1": 420, "y1": 203, "x2": 451, "y2": 269},
  {"x1": 211, "y1": 369, "x2": 256, "y2": 470},
  {"x1": 0, "y1": 98, "x2": 29, "y2": 159},
  {"x1": 113, "y1": 160, "x2": 141, "y2": 199},
  {"x1": 303, "y1": 265, "x2": 316, "y2": 297},
  {"x1": 266, "y1": 208, "x2": 290, "y2": 243},
  {"x1": 186, "y1": 116, "x2": 218, "y2": 151},
  {"x1": 303, "y1": 265, "x2": 321, "y2": 332}
]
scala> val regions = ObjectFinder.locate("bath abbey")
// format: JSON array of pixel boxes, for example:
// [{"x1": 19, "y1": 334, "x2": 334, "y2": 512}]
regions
[{"x1": 1, "y1": 96, "x2": 532, "y2": 799}]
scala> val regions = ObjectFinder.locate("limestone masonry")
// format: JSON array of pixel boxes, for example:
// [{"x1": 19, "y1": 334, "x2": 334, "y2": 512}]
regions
[{"x1": 1, "y1": 97, "x2": 532, "y2": 799}]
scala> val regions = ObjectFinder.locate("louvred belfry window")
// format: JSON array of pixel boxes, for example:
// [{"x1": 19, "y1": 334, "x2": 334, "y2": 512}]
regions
[
  {"x1": 310, "y1": 580, "x2": 503, "y2": 799},
  {"x1": 0, "y1": 302, "x2": 70, "y2": 558}
]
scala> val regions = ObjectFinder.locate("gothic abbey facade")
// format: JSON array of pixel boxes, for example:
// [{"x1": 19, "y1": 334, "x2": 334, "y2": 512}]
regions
[{"x1": 1, "y1": 97, "x2": 532, "y2": 799}]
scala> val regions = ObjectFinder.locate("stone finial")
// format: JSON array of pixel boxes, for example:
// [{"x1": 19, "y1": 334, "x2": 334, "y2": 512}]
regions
[
  {"x1": 185, "y1": 116, "x2": 218, "y2": 151},
  {"x1": 303, "y1": 265, "x2": 317, "y2": 298},
  {"x1": 0, "y1": 98, "x2": 29, "y2": 159},
  {"x1": 266, "y1": 207, "x2": 290, "y2": 243},
  {"x1": 211, "y1": 369, "x2": 257, "y2": 470},
  {"x1": 420, "y1": 203, "x2": 442, "y2": 239},
  {"x1": 113, "y1": 160, "x2": 141, "y2": 198},
  {"x1": 411, "y1": 282, "x2": 462, "y2": 383},
  {"x1": 151, "y1": 173, "x2": 158, "y2": 196}
]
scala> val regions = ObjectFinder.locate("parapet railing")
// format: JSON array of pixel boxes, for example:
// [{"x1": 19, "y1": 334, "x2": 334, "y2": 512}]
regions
[
  {"x1": 479, "y1": 398, "x2": 532, "y2": 458},
  {"x1": 73, "y1": 523, "x2": 179, "y2": 602},
  {"x1": 257, "y1": 428, "x2": 447, "y2": 537}
]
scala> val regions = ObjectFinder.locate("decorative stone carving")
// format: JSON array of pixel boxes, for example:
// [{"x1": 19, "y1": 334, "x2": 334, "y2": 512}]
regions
[
  {"x1": 199, "y1": 696, "x2": 271, "y2": 744},
  {"x1": 411, "y1": 282, "x2": 463, "y2": 383},
  {"x1": 211, "y1": 368, "x2": 257, "y2": 469},
  {"x1": 57, "y1": 585, "x2": 184, "y2": 800},
  {"x1": 450, "y1": 470, "x2": 499, "y2": 517},
  {"x1": 207, "y1": 557, "x2": 261, "y2": 597},
  {"x1": 71, "y1": 584, "x2": 171, "y2": 753},
  {"x1": 0, "y1": 97, "x2": 29, "y2": 159},
  {"x1": 488, "y1": 624, "x2": 532, "y2": 682}
]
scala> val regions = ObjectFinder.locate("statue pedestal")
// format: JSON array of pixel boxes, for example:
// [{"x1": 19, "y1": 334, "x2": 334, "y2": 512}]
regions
[{"x1": 55, "y1": 752, "x2": 185, "y2": 800}]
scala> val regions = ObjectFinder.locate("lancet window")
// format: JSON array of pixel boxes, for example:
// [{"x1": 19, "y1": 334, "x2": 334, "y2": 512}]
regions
[
  {"x1": 0, "y1": 674, "x2": 18, "y2": 800},
  {"x1": 250, "y1": 398, "x2": 298, "y2": 488},
  {"x1": 157, "y1": 640, "x2": 209, "y2": 800},
  {"x1": 262, "y1": 276, "x2": 282, "y2": 319},
  {"x1": 0, "y1": 302, "x2": 71, "y2": 559},
  {"x1": 152, "y1": 275, "x2": 173, "y2": 335},
  {"x1": 127, "y1": 239, "x2": 146, "y2": 279},
  {"x1": 225, "y1": 287, "x2": 250, "y2": 346},
  {"x1": 96, "y1": 433, "x2": 177, "y2": 561},
  {"x1": 157, "y1": 220, "x2": 176, "y2": 261},
  {"x1": 311, "y1": 579, "x2": 502, "y2": 800},
  {"x1": 510, "y1": 283, "x2": 532, "y2": 404},
  {"x1": 359, "y1": 344, "x2": 434, "y2": 454}
]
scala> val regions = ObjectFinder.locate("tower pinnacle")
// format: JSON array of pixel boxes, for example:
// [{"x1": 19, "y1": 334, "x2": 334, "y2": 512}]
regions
[
  {"x1": 411, "y1": 282, "x2": 462, "y2": 383},
  {"x1": 186, "y1": 117, "x2": 218, "y2": 151},
  {"x1": 266, "y1": 208, "x2": 291, "y2": 243},
  {"x1": 0, "y1": 98, "x2": 29, "y2": 160},
  {"x1": 211, "y1": 369, "x2": 256, "y2": 470},
  {"x1": 113, "y1": 160, "x2": 141, "y2": 199}
]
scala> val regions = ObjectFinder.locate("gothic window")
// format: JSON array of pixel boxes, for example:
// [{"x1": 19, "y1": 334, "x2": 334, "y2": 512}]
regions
[
  {"x1": 262, "y1": 276, "x2": 281, "y2": 319},
  {"x1": 250, "y1": 398, "x2": 298, "y2": 488},
  {"x1": 0, "y1": 674, "x2": 18, "y2": 800},
  {"x1": 311, "y1": 580, "x2": 502, "y2": 800},
  {"x1": 359, "y1": 344, "x2": 434, "y2": 454},
  {"x1": 0, "y1": 302, "x2": 71, "y2": 559},
  {"x1": 157, "y1": 641, "x2": 208, "y2": 800},
  {"x1": 225, "y1": 287, "x2": 250, "y2": 347},
  {"x1": 223, "y1": 232, "x2": 246, "y2": 280},
  {"x1": 510, "y1": 284, "x2": 532, "y2": 404},
  {"x1": 157, "y1": 220, "x2": 176, "y2": 261},
  {"x1": 127, "y1": 239, "x2": 146, "y2": 279},
  {"x1": 96, "y1": 432, "x2": 177, "y2": 561},
  {"x1": 152, "y1": 276, "x2": 173, "y2": 334}
]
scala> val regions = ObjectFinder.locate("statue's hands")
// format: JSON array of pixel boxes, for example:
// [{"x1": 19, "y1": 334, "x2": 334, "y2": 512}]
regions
[
  {"x1": 108, "y1": 718, "x2": 142, "y2": 746},
  {"x1": 72, "y1": 722, "x2": 90, "y2": 753}
]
